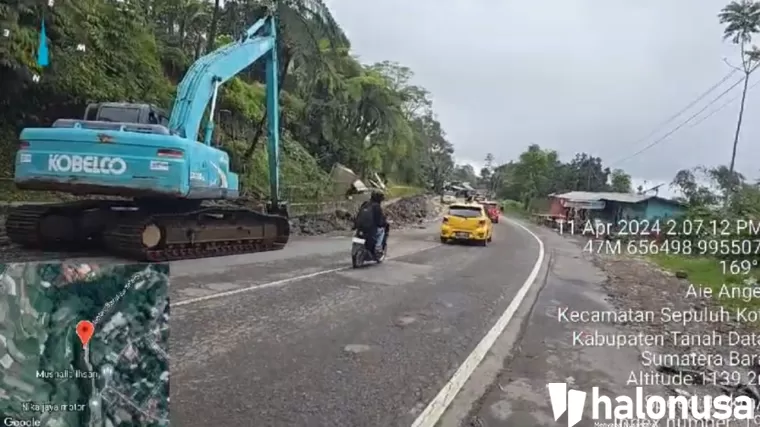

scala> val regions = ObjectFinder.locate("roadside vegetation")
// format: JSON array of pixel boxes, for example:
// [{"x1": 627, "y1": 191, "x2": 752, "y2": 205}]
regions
[
  {"x1": 475, "y1": 145, "x2": 635, "y2": 210},
  {"x1": 0, "y1": 0, "x2": 454, "y2": 203},
  {"x1": 650, "y1": 164, "x2": 760, "y2": 312}
]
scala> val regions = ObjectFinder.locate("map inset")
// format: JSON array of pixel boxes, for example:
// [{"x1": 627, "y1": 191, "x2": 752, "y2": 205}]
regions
[{"x1": 0, "y1": 263, "x2": 170, "y2": 426}]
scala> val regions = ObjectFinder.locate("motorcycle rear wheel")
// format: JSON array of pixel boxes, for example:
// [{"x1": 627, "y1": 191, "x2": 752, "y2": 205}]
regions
[{"x1": 352, "y1": 250, "x2": 364, "y2": 268}]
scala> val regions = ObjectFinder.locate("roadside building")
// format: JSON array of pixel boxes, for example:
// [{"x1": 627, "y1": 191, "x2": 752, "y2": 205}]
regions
[{"x1": 548, "y1": 191, "x2": 686, "y2": 224}]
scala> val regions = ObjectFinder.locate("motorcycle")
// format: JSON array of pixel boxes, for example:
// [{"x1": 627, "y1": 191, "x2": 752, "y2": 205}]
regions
[{"x1": 351, "y1": 224, "x2": 390, "y2": 268}]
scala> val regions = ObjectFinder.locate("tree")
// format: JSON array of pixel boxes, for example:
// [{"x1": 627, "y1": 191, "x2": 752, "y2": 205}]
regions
[
  {"x1": 670, "y1": 168, "x2": 720, "y2": 207},
  {"x1": 452, "y1": 164, "x2": 478, "y2": 184},
  {"x1": 609, "y1": 169, "x2": 632, "y2": 193},
  {"x1": 718, "y1": 0, "x2": 760, "y2": 178},
  {"x1": 510, "y1": 145, "x2": 556, "y2": 209},
  {"x1": 565, "y1": 153, "x2": 610, "y2": 192},
  {"x1": 480, "y1": 152, "x2": 494, "y2": 191},
  {"x1": 415, "y1": 114, "x2": 453, "y2": 195},
  {"x1": 489, "y1": 144, "x2": 634, "y2": 210}
]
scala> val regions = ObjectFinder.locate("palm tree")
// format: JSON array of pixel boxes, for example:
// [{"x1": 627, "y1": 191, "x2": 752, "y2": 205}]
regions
[
  {"x1": 718, "y1": 0, "x2": 760, "y2": 178},
  {"x1": 240, "y1": 0, "x2": 347, "y2": 161}
]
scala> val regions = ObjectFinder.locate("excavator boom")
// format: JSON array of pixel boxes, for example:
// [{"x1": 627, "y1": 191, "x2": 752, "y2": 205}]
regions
[{"x1": 168, "y1": 15, "x2": 282, "y2": 206}]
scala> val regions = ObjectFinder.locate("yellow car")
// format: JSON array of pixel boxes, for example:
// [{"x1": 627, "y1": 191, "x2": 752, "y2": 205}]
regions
[{"x1": 440, "y1": 203, "x2": 493, "y2": 246}]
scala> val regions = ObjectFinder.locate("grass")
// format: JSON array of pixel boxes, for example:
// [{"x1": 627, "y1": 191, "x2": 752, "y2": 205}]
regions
[
  {"x1": 386, "y1": 185, "x2": 424, "y2": 198},
  {"x1": 500, "y1": 199, "x2": 529, "y2": 218},
  {"x1": 649, "y1": 253, "x2": 760, "y2": 313}
]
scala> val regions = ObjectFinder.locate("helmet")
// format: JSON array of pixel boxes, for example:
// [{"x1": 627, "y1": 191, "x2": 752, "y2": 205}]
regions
[{"x1": 370, "y1": 190, "x2": 385, "y2": 203}]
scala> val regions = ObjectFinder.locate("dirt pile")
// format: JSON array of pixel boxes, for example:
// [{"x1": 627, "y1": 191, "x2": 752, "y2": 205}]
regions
[
  {"x1": 290, "y1": 194, "x2": 442, "y2": 236},
  {"x1": 289, "y1": 208, "x2": 355, "y2": 236},
  {"x1": 385, "y1": 195, "x2": 445, "y2": 227},
  {"x1": 384, "y1": 195, "x2": 430, "y2": 225}
]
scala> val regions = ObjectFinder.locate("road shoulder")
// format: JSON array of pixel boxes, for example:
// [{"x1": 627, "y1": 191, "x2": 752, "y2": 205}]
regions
[{"x1": 439, "y1": 218, "x2": 674, "y2": 427}]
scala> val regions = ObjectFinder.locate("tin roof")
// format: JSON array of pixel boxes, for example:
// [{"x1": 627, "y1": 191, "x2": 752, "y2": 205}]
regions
[{"x1": 551, "y1": 191, "x2": 683, "y2": 206}]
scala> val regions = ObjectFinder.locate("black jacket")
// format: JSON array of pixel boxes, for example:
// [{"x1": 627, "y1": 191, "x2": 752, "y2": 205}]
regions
[{"x1": 356, "y1": 200, "x2": 387, "y2": 231}]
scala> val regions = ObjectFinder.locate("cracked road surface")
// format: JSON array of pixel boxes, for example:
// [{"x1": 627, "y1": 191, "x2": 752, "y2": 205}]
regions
[{"x1": 170, "y1": 220, "x2": 542, "y2": 426}]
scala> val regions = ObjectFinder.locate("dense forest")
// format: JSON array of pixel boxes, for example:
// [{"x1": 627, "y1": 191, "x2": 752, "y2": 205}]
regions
[{"x1": 0, "y1": 0, "x2": 456, "y2": 201}]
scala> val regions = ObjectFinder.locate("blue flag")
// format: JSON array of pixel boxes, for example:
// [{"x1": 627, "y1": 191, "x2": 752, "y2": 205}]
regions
[{"x1": 37, "y1": 20, "x2": 49, "y2": 67}]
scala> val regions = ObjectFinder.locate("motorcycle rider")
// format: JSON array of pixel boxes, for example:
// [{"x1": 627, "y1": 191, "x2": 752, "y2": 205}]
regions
[{"x1": 354, "y1": 190, "x2": 388, "y2": 259}]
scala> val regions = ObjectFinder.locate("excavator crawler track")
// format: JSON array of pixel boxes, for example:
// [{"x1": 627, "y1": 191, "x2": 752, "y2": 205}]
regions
[
  {"x1": 5, "y1": 201, "x2": 110, "y2": 251},
  {"x1": 5, "y1": 201, "x2": 290, "y2": 261},
  {"x1": 103, "y1": 206, "x2": 290, "y2": 261}
]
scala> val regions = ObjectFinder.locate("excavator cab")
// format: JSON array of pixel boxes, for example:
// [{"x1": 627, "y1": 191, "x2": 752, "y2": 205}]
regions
[{"x1": 83, "y1": 102, "x2": 170, "y2": 126}]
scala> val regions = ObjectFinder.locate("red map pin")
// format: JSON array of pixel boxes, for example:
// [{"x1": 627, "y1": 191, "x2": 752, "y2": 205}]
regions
[{"x1": 76, "y1": 320, "x2": 94, "y2": 347}]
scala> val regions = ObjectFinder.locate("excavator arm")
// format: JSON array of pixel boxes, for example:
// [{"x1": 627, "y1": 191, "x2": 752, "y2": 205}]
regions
[{"x1": 168, "y1": 15, "x2": 281, "y2": 208}]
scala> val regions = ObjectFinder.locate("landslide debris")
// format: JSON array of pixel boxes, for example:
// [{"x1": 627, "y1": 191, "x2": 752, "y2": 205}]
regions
[
  {"x1": 290, "y1": 194, "x2": 442, "y2": 236},
  {"x1": 384, "y1": 194, "x2": 442, "y2": 226}
]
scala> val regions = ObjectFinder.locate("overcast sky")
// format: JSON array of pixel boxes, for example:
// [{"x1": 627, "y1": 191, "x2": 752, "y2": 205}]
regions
[{"x1": 324, "y1": 0, "x2": 759, "y2": 195}]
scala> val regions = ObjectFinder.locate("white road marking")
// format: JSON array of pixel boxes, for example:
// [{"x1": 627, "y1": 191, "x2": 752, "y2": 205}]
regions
[
  {"x1": 173, "y1": 243, "x2": 442, "y2": 307},
  {"x1": 410, "y1": 216, "x2": 545, "y2": 427}
]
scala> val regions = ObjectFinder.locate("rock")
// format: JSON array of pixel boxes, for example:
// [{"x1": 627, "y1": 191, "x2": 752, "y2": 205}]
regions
[
  {"x1": 335, "y1": 208, "x2": 353, "y2": 221},
  {"x1": 343, "y1": 344, "x2": 371, "y2": 354},
  {"x1": 394, "y1": 315, "x2": 416, "y2": 328}
]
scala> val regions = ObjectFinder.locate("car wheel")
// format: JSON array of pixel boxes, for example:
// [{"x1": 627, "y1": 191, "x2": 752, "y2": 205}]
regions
[
  {"x1": 487, "y1": 235, "x2": 492, "y2": 243},
  {"x1": 440, "y1": 237, "x2": 447, "y2": 244}
]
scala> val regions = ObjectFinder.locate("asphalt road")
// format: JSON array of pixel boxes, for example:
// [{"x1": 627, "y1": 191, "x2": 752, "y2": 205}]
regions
[{"x1": 169, "y1": 219, "x2": 542, "y2": 427}]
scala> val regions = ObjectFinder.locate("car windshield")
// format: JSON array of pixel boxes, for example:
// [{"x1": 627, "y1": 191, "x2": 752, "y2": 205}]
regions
[{"x1": 448, "y1": 206, "x2": 482, "y2": 218}]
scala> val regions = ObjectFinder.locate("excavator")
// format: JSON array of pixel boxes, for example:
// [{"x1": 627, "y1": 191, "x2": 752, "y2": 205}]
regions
[{"x1": 5, "y1": 15, "x2": 290, "y2": 261}]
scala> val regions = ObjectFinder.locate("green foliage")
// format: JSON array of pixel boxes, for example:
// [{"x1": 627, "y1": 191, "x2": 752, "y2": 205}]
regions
[
  {"x1": 484, "y1": 145, "x2": 628, "y2": 210},
  {"x1": 610, "y1": 169, "x2": 632, "y2": 193},
  {"x1": 499, "y1": 199, "x2": 528, "y2": 217},
  {"x1": 0, "y1": 0, "x2": 456, "y2": 201},
  {"x1": 386, "y1": 185, "x2": 424, "y2": 198},
  {"x1": 668, "y1": 165, "x2": 760, "y2": 264},
  {"x1": 719, "y1": 0, "x2": 760, "y2": 46},
  {"x1": 649, "y1": 254, "x2": 759, "y2": 312}
]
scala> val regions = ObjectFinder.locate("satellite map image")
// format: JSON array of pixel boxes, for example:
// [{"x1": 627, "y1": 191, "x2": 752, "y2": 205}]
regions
[{"x1": 0, "y1": 262, "x2": 170, "y2": 427}]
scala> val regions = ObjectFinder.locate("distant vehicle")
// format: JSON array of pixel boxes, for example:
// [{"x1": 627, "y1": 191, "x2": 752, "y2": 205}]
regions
[
  {"x1": 482, "y1": 201, "x2": 500, "y2": 223},
  {"x1": 440, "y1": 203, "x2": 493, "y2": 246}
]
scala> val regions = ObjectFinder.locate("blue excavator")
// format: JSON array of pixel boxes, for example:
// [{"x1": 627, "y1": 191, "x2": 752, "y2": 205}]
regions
[{"x1": 6, "y1": 15, "x2": 290, "y2": 261}]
